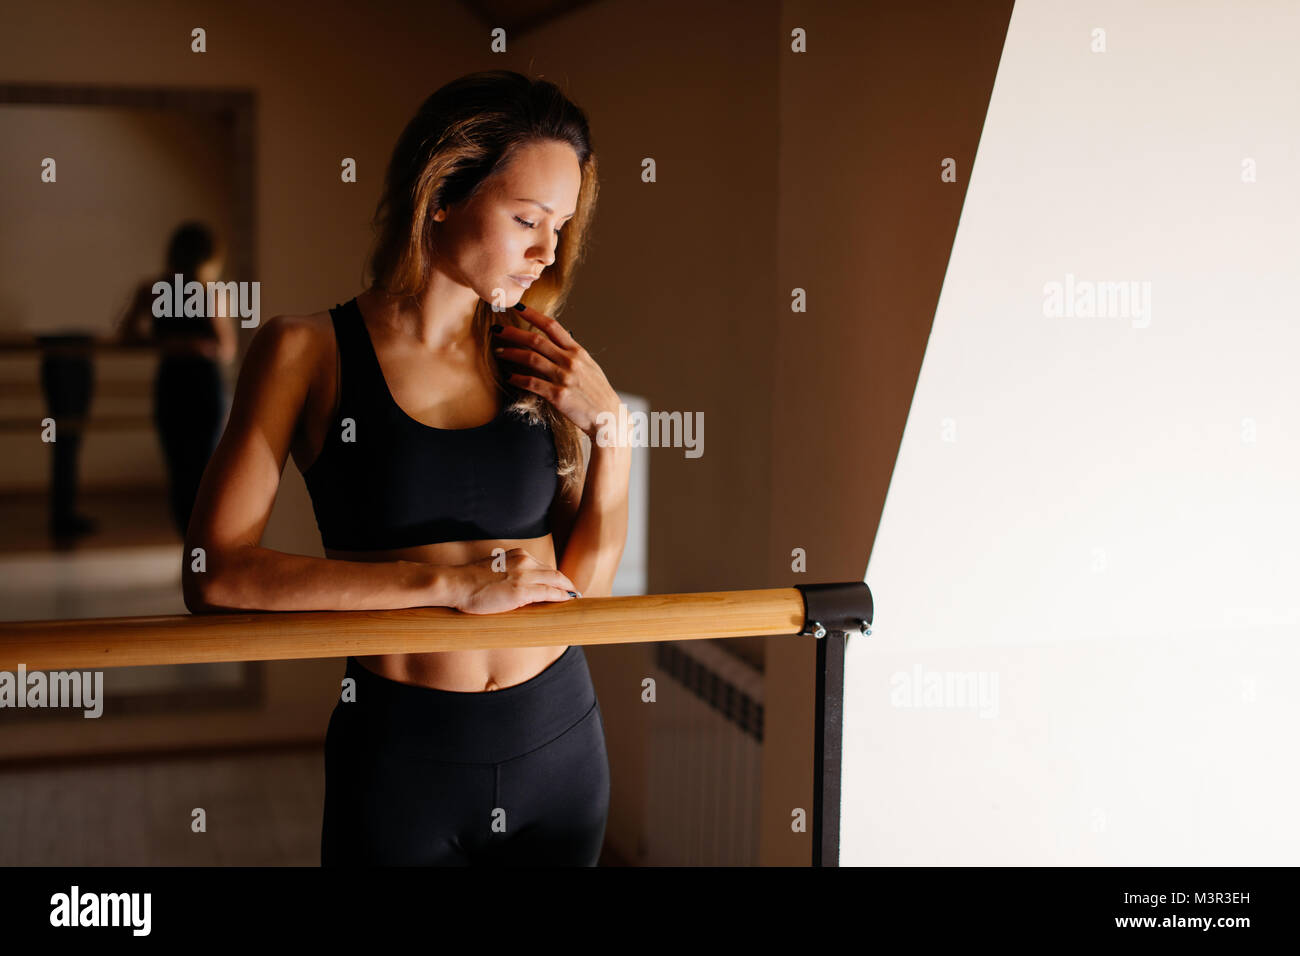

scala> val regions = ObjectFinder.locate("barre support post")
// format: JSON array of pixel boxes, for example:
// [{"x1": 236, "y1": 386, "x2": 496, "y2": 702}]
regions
[{"x1": 795, "y1": 580, "x2": 873, "y2": 867}]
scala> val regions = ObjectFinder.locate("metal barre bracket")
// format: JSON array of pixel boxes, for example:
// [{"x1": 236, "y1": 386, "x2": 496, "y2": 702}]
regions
[{"x1": 794, "y1": 581, "x2": 873, "y2": 639}]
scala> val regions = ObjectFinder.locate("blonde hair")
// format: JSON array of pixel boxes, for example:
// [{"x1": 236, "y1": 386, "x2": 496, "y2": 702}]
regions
[{"x1": 365, "y1": 70, "x2": 600, "y2": 499}]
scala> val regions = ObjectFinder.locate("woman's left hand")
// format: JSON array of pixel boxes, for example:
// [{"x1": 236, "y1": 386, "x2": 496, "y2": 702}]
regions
[{"x1": 492, "y1": 304, "x2": 620, "y2": 439}]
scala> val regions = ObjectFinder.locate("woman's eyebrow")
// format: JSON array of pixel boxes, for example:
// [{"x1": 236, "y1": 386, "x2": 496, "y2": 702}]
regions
[{"x1": 515, "y1": 198, "x2": 575, "y2": 219}]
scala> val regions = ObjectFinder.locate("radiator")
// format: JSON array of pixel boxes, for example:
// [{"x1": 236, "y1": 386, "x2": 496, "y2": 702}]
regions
[{"x1": 644, "y1": 640, "x2": 765, "y2": 866}]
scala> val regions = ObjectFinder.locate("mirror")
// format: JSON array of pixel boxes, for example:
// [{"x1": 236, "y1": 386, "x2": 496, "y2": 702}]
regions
[{"x1": 0, "y1": 84, "x2": 261, "y2": 720}]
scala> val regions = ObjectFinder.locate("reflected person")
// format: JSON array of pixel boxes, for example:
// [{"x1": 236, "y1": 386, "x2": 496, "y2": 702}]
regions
[{"x1": 117, "y1": 222, "x2": 237, "y2": 536}]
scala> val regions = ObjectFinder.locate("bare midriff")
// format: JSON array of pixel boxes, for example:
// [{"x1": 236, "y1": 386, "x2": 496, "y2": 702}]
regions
[
  {"x1": 324, "y1": 536, "x2": 568, "y2": 693},
  {"x1": 293, "y1": 298, "x2": 568, "y2": 695}
]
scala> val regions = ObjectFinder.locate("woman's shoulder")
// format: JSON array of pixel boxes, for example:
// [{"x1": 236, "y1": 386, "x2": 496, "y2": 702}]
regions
[
  {"x1": 244, "y1": 308, "x2": 338, "y2": 379},
  {"x1": 254, "y1": 307, "x2": 336, "y2": 345}
]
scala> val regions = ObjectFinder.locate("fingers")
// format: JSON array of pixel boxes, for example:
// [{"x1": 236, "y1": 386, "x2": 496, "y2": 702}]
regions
[
  {"x1": 493, "y1": 550, "x2": 582, "y2": 604},
  {"x1": 493, "y1": 343, "x2": 561, "y2": 383},
  {"x1": 509, "y1": 303, "x2": 580, "y2": 352},
  {"x1": 528, "y1": 585, "x2": 579, "y2": 603},
  {"x1": 493, "y1": 323, "x2": 568, "y2": 369},
  {"x1": 547, "y1": 568, "x2": 579, "y2": 594},
  {"x1": 502, "y1": 370, "x2": 559, "y2": 403},
  {"x1": 520, "y1": 567, "x2": 577, "y2": 593}
]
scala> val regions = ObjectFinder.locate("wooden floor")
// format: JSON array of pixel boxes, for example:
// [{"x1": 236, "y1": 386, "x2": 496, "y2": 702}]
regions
[
  {"x1": 0, "y1": 748, "x2": 326, "y2": 866},
  {"x1": 0, "y1": 488, "x2": 177, "y2": 554},
  {"x1": 0, "y1": 747, "x2": 630, "y2": 866}
]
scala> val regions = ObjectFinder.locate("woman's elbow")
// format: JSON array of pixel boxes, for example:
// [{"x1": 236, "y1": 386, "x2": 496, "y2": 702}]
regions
[
  {"x1": 182, "y1": 564, "x2": 223, "y2": 614},
  {"x1": 183, "y1": 575, "x2": 211, "y2": 614},
  {"x1": 181, "y1": 546, "x2": 240, "y2": 614}
]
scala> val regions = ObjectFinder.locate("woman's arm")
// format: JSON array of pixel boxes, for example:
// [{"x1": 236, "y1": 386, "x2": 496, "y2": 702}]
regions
[
  {"x1": 182, "y1": 314, "x2": 468, "y2": 613},
  {"x1": 554, "y1": 435, "x2": 632, "y2": 600},
  {"x1": 113, "y1": 284, "x2": 152, "y2": 343},
  {"x1": 493, "y1": 305, "x2": 632, "y2": 599}
]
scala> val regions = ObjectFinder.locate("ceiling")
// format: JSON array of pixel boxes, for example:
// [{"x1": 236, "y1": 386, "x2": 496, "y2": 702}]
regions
[{"x1": 458, "y1": 0, "x2": 606, "y2": 37}]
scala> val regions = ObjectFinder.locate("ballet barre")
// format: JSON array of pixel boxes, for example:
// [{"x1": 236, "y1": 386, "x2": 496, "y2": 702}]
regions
[{"x1": 0, "y1": 580, "x2": 872, "y2": 866}]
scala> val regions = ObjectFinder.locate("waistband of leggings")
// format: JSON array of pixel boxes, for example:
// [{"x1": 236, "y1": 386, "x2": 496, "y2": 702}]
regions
[{"x1": 336, "y1": 644, "x2": 596, "y2": 763}]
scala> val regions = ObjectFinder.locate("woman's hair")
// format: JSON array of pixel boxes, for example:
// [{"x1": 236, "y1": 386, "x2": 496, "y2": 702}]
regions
[
  {"x1": 165, "y1": 221, "x2": 223, "y2": 280},
  {"x1": 365, "y1": 70, "x2": 599, "y2": 499}
]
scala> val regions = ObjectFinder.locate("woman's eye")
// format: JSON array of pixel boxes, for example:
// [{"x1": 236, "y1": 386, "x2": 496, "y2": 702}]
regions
[{"x1": 514, "y1": 215, "x2": 564, "y2": 236}]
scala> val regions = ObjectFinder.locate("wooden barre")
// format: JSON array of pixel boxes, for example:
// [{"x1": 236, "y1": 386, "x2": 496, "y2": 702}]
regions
[
  {"x1": 0, "y1": 414, "x2": 155, "y2": 432},
  {"x1": 0, "y1": 381, "x2": 152, "y2": 399},
  {"x1": 0, "y1": 587, "x2": 813, "y2": 671}
]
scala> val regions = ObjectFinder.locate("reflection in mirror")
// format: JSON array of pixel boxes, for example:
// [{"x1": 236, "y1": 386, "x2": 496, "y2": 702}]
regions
[{"x1": 0, "y1": 86, "x2": 261, "y2": 722}]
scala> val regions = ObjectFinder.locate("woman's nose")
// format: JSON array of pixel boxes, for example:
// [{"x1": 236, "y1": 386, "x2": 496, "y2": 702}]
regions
[{"x1": 531, "y1": 236, "x2": 557, "y2": 266}]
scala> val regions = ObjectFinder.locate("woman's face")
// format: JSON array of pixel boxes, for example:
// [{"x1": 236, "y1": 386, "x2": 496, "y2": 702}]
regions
[{"x1": 431, "y1": 139, "x2": 581, "y2": 306}]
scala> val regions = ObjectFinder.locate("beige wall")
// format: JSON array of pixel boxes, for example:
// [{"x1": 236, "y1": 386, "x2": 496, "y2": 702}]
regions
[
  {"x1": 767, "y1": 0, "x2": 1014, "y2": 863},
  {"x1": 1, "y1": 0, "x2": 1013, "y2": 865}
]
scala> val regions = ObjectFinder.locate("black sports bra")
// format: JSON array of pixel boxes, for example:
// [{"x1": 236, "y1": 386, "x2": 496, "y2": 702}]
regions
[{"x1": 301, "y1": 298, "x2": 558, "y2": 551}]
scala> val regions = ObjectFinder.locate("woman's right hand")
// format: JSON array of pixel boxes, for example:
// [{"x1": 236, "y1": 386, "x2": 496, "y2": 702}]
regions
[{"x1": 451, "y1": 548, "x2": 580, "y2": 615}]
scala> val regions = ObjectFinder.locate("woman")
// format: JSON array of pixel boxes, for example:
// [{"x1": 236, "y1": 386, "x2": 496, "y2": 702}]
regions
[
  {"x1": 117, "y1": 222, "x2": 238, "y2": 536},
  {"x1": 184, "y1": 71, "x2": 631, "y2": 866}
]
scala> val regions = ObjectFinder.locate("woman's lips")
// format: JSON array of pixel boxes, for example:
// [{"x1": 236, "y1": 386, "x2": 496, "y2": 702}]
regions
[{"x1": 509, "y1": 274, "x2": 535, "y2": 288}]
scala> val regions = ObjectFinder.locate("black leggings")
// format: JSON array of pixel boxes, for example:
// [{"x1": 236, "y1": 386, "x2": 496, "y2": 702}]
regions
[
  {"x1": 153, "y1": 354, "x2": 227, "y2": 537},
  {"x1": 38, "y1": 347, "x2": 93, "y2": 525},
  {"x1": 321, "y1": 645, "x2": 610, "y2": 866}
]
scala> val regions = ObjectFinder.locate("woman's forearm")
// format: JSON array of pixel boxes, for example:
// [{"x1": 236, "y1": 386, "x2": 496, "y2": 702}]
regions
[
  {"x1": 185, "y1": 544, "x2": 466, "y2": 613},
  {"x1": 558, "y1": 442, "x2": 632, "y2": 599}
]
